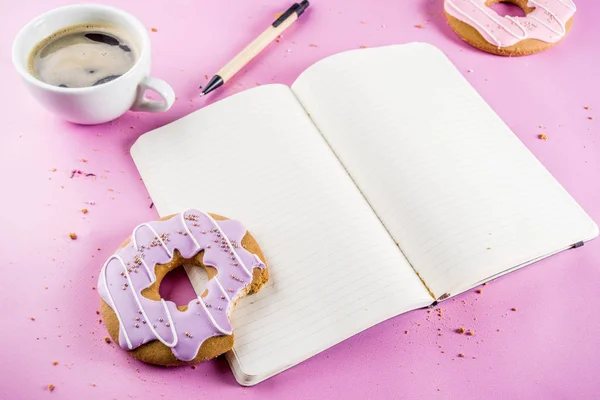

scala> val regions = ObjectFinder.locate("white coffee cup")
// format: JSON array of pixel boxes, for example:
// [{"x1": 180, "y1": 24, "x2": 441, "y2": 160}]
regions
[{"x1": 12, "y1": 4, "x2": 175, "y2": 125}]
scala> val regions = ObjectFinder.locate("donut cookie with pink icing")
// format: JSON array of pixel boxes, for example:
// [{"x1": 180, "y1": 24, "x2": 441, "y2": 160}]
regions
[
  {"x1": 444, "y1": 0, "x2": 576, "y2": 56},
  {"x1": 98, "y1": 209, "x2": 268, "y2": 366}
]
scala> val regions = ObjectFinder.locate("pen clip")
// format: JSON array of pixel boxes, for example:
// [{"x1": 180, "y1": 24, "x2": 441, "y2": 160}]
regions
[{"x1": 272, "y1": 1, "x2": 310, "y2": 27}]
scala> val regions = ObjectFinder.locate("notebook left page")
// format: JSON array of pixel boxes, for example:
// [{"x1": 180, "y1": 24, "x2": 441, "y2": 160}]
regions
[{"x1": 130, "y1": 84, "x2": 432, "y2": 385}]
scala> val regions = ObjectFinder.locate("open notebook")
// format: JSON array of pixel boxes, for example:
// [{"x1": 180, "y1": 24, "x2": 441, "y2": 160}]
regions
[{"x1": 131, "y1": 43, "x2": 598, "y2": 385}]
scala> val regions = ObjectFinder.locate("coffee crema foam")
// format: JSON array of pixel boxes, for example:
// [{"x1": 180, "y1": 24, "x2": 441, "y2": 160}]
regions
[{"x1": 28, "y1": 24, "x2": 137, "y2": 88}]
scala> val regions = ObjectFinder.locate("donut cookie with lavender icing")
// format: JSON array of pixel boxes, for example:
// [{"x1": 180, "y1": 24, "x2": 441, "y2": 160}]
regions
[
  {"x1": 444, "y1": 0, "x2": 576, "y2": 56},
  {"x1": 98, "y1": 209, "x2": 268, "y2": 366}
]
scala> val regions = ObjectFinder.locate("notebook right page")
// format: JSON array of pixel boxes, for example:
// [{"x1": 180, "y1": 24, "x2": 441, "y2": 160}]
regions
[{"x1": 291, "y1": 43, "x2": 598, "y2": 299}]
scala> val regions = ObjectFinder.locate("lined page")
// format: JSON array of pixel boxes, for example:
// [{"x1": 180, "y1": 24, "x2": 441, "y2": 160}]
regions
[
  {"x1": 130, "y1": 84, "x2": 432, "y2": 384},
  {"x1": 292, "y1": 43, "x2": 598, "y2": 298}
]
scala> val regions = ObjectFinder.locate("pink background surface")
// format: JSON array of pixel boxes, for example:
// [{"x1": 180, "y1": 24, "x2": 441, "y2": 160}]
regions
[{"x1": 2, "y1": 0, "x2": 599, "y2": 399}]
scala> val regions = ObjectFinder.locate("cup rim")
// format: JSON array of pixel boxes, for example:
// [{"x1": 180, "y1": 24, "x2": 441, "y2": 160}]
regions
[{"x1": 12, "y1": 3, "x2": 150, "y2": 93}]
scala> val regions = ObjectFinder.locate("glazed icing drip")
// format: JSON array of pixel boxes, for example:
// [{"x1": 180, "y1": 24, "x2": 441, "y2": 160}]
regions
[
  {"x1": 98, "y1": 209, "x2": 266, "y2": 362},
  {"x1": 445, "y1": 0, "x2": 576, "y2": 48}
]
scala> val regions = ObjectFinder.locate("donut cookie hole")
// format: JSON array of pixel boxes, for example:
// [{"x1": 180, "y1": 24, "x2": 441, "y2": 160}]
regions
[
  {"x1": 140, "y1": 251, "x2": 218, "y2": 312},
  {"x1": 156, "y1": 264, "x2": 206, "y2": 308},
  {"x1": 100, "y1": 213, "x2": 269, "y2": 366},
  {"x1": 487, "y1": 0, "x2": 532, "y2": 17}
]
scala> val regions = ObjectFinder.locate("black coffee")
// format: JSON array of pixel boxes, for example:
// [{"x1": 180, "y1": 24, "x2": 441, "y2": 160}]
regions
[{"x1": 29, "y1": 24, "x2": 137, "y2": 88}]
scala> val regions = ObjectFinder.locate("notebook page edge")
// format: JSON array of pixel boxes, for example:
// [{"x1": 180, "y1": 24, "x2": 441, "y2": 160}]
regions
[{"x1": 228, "y1": 297, "x2": 433, "y2": 386}]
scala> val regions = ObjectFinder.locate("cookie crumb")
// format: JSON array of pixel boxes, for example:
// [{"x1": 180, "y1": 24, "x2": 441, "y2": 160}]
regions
[
  {"x1": 91, "y1": 384, "x2": 96, "y2": 387},
  {"x1": 191, "y1": 365, "x2": 196, "y2": 370},
  {"x1": 359, "y1": 45, "x2": 367, "y2": 48},
  {"x1": 584, "y1": 106, "x2": 590, "y2": 110},
  {"x1": 497, "y1": 328, "x2": 502, "y2": 332},
  {"x1": 476, "y1": 289, "x2": 482, "y2": 294},
  {"x1": 415, "y1": 24, "x2": 423, "y2": 28},
  {"x1": 404, "y1": 330, "x2": 409, "y2": 334},
  {"x1": 48, "y1": 384, "x2": 55, "y2": 392},
  {"x1": 466, "y1": 330, "x2": 474, "y2": 336},
  {"x1": 91, "y1": 286, "x2": 96, "y2": 291},
  {"x1": 309, "y1": 43, "x2": 318, "y2": 47},
  {"x1": 95, "y1": 310, "x2": 100, "y2": 315},
  {"x1": 456, "y1": 327, "x2": 466, "y2": 334},
  {"x1": 52, "y1": 361, "x2": 58, "y2": 366},
  {"x1": 539, "y1": 133, "x2": 548, "y2": 140},
  {"x1": 588, "y1": 116, "x2": 594, "y2": 120},
  {"x1": 483, "y1": 282, "x2": 487, "y2": 286},
  {"x1": 81, "y1": 209, "x2": 88, "y2": 214},
  {"x1": 511, "y1": 307, "x2": 517, "y2": 311},
  {"x1": 98, "y1": 319, "x2": 102, "y2": 324},
  {"x1": 151, "y1": 27, "x2": 157, "y2": 32},
  {"x1": 51, "y1": 168, "x2": 57, "y2": 172},
  {"x1": 69, "y1": 233, "x2": 77, "y2": 240},
  {"x1": 30, "y1": 317, "x2": 35, "y2": 321},
  {"x1": 104, "y1": 337, "x2": 111, "y2": 344},
  {"x1": 458, "y1": 353, "x2": 465, "y2": 358}
]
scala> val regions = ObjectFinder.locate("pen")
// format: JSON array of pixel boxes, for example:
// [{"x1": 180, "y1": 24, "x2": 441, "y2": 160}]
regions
[{"x1": 200, "y1": 1, "x2": 310, "y2": 97}]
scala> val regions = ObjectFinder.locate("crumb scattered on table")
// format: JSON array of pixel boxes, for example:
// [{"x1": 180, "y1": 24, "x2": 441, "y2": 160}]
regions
[
  {"x1": 30, "y1": 317, "x2": 35, "y2": 321},
  {"x1": 588, "y1": 116, "x2": 594, "y2": 120},
  {"x1": 415, "y1": 24, "x2": 423, "y2": 28},
  {"x1": 52, "y1": 361, "x2": 58, "y2": 366},
  {"x1": 458, "y1": 353, "x2": 465, "y2": 358},
  {"x1": 511, "y1": 307, "x2": 517, "y2": 311},
  {"x1": 51, "y1": 168, "x2": 57, "y2": 172},
  {"x1": 476, "y1": 289, "x2": 482, "y2": 294},
  {"x1": 69, "y1": 233, "x2": 77, "y2": 240},
  {"x1": 584, "y1": 106, "x2": 590, "y2": 110},
  {"x1": 466, "y1": 330, "x2": 474, "y2": 336},
  {"x1": 48, "y1": 384, "x2": 55, "y2": 392},
  {"x1": 104, "y1": 337, "x2": 111, "y2": 344},
  {"x1": 309, "y1": 43, "x2": 318, "y2": 47},
  {"x1": 404, "y1": 330, "x2": 409, "y2": 334},
  {"x1": 456, "y1": 327, "x2": 466, "y2": 334},
  {"x1": 151, "y1": 27, "x2": 157, "y2": 32},
  {"x1": 81, "y1": 209, "x2": 88, "y2": 214},
  {"x1": 360, "y1": 45, "x2": 367, "y2": 48},
  {"x1": 539, "y1": 134, "x2": 548, "y2": 140}
]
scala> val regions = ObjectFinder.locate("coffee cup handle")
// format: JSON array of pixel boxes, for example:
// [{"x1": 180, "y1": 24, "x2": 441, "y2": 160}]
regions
[{"x1": 131, "y1": 76, "x2": 175, "y2": 113}]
